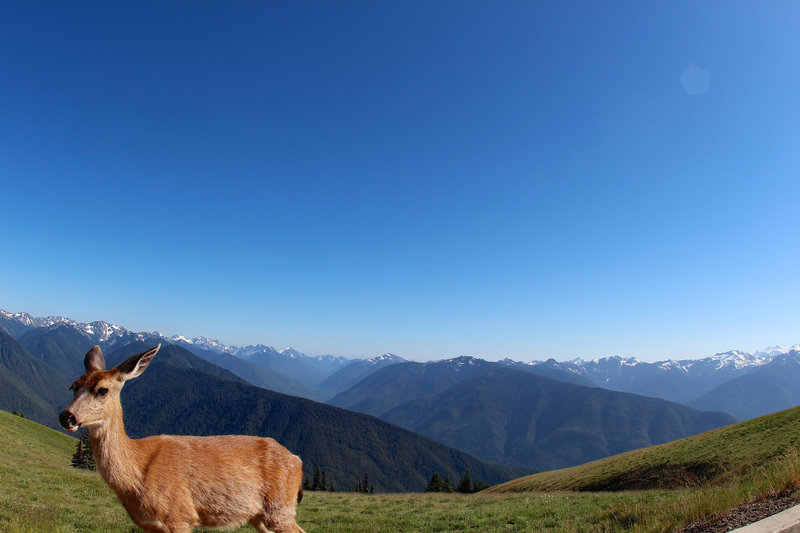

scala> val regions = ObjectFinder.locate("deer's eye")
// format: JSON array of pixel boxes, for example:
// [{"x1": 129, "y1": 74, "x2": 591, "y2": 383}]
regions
[{"x1": 96, "y1": 387, "x2": 109, "y2": 397}]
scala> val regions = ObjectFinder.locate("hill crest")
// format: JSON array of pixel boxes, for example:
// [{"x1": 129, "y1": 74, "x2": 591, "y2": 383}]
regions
[{"x1": 488, "y1": 405, "x2": 800, "y2": 493}]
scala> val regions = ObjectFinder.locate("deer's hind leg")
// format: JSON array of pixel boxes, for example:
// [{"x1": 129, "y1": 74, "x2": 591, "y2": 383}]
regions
[
  {"x1": 249, "y1": 511, "x2": 305, "y2": 533},
  {"x1": 136, "y1": 520, "x2": 193, "y2": 533}
]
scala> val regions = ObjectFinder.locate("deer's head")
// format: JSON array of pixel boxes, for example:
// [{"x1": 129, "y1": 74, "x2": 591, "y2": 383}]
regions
[{"x1": 59, "y1": 344, "x2": 160, "y2": 432}]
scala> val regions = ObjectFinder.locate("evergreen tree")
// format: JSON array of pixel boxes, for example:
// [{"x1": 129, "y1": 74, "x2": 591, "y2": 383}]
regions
[
  {"x1": 312, "y1": 466, "x2": 322, "y2": 491},
  {"x1": 82, "y1": 433, "x2": 96, "y2": 470},
  {"x1": 321, "y1": 468, "x2": 328, "y2": 491},
  {"x1": 71, "y1": 432, "x2": 95, "y2": 471},
  {"x1": 442, "y1": 475, "x2": 454, "y2": 493},
  {"x1": 472, "y1": 479, "x2": 489, "y2": 492},
  {"x1": 361, "y1": 473, "x2": 371, "y2": 494},
  {"x1": 457, "y1": 470, "x2": 473, "y2": 493},
  {"x1": 71, "y1": 439, "x2": 86, "y2": 469},
  {"x1": 425, "y1": 473, "x2": 444, "y2": 492},
  {"x1": 302, "y1": 476, "x2": 311, "y2": 491}
]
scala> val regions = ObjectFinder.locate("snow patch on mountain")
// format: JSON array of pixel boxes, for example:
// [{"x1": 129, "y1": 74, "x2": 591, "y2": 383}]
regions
[
  {"x1": 439, "y1": 355, "x2": 485, "y2": 368},
  {"x1": 173, "y1": 336, "x2": 238, "y2": 354},
  {"x1": 754, "y1": 345, "x2": 800, "y2": 359},
  {"x1": 365, "y1": 353, "x2": 406, "y2": 365}
]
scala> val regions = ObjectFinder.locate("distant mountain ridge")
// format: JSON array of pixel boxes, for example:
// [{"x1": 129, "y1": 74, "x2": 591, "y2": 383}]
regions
[
  {"x1": 523, "y1": 348, "x2": 800, "y2": 407},
  {"x1": 3, "y1": 308, "x2": 800, "y2": 419},
  {"x1": 0, "y1": 309, "x2": 346, "y2": 365},
  {"x1": 317, "y1": 353, "x2": 408, "y2": 401},
  {"x1": 329, "y1": 356, "x2": 497, "y2": 416},
  {"x1": 689, "y1": 350, "x2": 800, "y2": 420},
  {"x1": 4, "y1": 309, "x2": 796, "y2": 378},
  {"x1": 1, "y1": 309, "x2": 350, "y2": 396}
]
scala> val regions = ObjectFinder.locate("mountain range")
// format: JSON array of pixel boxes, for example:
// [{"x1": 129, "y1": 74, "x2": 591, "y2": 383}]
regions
[
  {"x1": 0, "y1": 324, "x2": 523, "y2": 491},
  {"x1": 521, "y1": 349, "x2": 800, "y2": 419},
  {"x1": 329, "y1": 357, "x2": 734, "y2": 470},
  {"x1": 2, "y1": 308, "x2": 799, "y2": 483},
  {"x1": 688, "y1": 351, "x2": 800, "y2": 421},
  {"x1": 6, "y1": 309, "x2": 797, "y2": 415}
]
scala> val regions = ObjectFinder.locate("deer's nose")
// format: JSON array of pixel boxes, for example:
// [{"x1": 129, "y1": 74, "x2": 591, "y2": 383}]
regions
[{"x1": 59, "y1": 410, "x2": 77, "y2": 429}]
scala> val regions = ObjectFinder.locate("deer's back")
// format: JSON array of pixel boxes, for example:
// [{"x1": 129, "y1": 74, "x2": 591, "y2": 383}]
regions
[{"x1": 128, "y1": 434, "x2": 302, "y2": 526}]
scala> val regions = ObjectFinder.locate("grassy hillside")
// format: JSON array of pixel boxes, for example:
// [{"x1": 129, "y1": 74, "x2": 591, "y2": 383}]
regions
[
  {"x1": 488, "y1": 405, "x2": 800, "y2": 493},
  {"x1": 3, "y1": 409, "x2": 800, "y2": 532},
  {"x1": 0, "y1": 410, "x2": 132, "y2": 532}
]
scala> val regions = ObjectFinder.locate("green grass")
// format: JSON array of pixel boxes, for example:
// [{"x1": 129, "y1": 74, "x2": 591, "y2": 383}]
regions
[
  {"x1": 3, "y1": 408, "x2": 800, "y2": 532},
  {"x1": 297, "y1": 490, "x2": 694, "y2": 532},
  {"x1": 487, "y1": 405, "x2": 800, "y2": 493},
  {"x1": 0, "y1": 410, "x2": 133, "y2": 533}
]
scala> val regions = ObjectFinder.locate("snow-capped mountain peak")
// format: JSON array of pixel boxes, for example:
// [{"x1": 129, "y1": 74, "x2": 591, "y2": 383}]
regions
[
  {"x1": 591, "y1": 355, "x2": 642, "y2": 368},
  {"x1": 440, "y1": 355, "x2": 485, "y2": 368},
  {"x1": 704, "y1": 350, "x2": 766, "y2": 370},
  {"x1": 279, "y1": 348, "x2": 303, "y2": 359},
  {"x1": 172, "y1": 335, "x2": 238, "y2": 354},
  {"x1": 754, "y1": 345, "x2": 800, "y2": 359},
  {"x1": 0, "y1": 310, "x2": 36, "y2": 326},
  {"x1": 366, "y1": 353, "x2": 406, "y2": 365}
]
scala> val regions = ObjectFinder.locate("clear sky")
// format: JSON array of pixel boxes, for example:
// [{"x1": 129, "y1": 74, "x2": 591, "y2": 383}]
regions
[{"x1": 1, "y1": 1, "x2": 798, "y2": 362}]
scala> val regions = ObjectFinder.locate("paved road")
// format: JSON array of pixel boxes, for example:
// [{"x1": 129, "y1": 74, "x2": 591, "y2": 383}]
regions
[{"x1": 730, "y1": 504, "x2": 800, "y2": 533}]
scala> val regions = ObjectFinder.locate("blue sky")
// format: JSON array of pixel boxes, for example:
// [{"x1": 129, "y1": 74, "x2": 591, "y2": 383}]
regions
[{"x1": 1, "y1": 1, "x2": 798, "y2": 362}]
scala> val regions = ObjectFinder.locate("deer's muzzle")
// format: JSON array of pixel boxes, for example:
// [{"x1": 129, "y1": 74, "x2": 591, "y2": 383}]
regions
[{"x1": 59, "y1": 410, "x2": 79, "y2": 432}]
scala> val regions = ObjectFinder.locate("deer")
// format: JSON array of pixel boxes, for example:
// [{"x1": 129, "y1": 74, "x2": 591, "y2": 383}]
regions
[{"x1": 59, "y1": 344, "x2": 306, "y2": 533}]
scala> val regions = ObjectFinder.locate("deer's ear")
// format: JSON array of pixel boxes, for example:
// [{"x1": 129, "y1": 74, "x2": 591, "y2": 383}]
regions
[
  {"x1": 116, "y1": 344, "x2": 160, "y2": 381},
  {"x1": 84, "y1": 346, "x2": 106, "y2": 372}
]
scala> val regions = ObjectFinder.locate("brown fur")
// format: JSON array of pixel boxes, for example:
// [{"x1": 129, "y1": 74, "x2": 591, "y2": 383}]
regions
[{"x1": 60, "y1": 345, "x2": 305, "y2": 533}]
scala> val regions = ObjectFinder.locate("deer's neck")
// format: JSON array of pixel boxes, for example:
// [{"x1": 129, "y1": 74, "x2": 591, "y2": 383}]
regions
[{"x1": 88, "y1": 402, "x2": 143, "y2": 496}]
